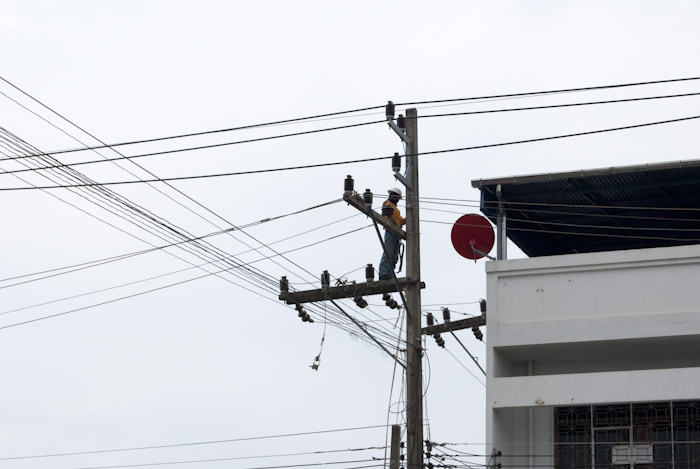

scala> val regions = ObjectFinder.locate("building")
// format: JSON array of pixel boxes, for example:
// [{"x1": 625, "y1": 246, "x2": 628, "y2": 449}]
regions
[{"x1": 471, "y1": 160, "x2": 700, "y2": 469}]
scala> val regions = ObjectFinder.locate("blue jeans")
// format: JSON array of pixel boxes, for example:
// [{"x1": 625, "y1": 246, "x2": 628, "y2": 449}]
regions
[{"x1": 378, "y1": 230, "x2": 400, "y2": 279}]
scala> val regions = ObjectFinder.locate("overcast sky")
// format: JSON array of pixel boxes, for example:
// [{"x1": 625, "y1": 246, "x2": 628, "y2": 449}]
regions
[{"x1": 2, "y1": 1, "x2": 700, "y2": 468}]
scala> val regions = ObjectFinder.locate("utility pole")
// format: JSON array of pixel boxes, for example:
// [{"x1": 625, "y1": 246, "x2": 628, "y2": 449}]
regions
[
  {"x1": 390, "y1": 424, "x2": 402, "y2": 469},
  {"x1": 279, "y1": 103, "x2": 490, "y2": 469},
  {"x1": 404, "y1": 108, "x2": 423, "y2": 469},
  {"x1": 277, "y1": 105, "x2": 429, "y2": 469}
]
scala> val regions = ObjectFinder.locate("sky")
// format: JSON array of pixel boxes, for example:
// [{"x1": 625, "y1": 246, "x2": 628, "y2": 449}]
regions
[{"x1": 1, "y1": 1, "x2": 700, "y2": 468}]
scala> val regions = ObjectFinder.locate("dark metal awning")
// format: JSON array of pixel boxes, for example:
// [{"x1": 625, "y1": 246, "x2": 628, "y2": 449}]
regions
[{"x1": 471, "y1": 159, "x2": 700, "y2": 257}]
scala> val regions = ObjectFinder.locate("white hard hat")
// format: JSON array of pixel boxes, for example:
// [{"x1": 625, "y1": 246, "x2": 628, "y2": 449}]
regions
[{"x1": 388, "y1": 187, "x2": 403, "y2": 198}]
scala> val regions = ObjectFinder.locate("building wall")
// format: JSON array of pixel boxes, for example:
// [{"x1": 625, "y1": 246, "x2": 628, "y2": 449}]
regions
[{"x1": 484, "y1": 244, "x2": 700, "y2": 466}]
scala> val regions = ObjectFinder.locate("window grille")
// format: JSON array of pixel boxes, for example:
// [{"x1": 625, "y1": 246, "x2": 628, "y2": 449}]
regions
[{"x1": 554, "y1": 401, "x2": 700, "y2": 469}]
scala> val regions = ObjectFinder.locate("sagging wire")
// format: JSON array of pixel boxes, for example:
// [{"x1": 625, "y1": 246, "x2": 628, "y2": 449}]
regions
[
  {"x1": 329, "y1": 299, "x2": 406, "y2": 370},
  {"x1": 448, "y1": 332, "x2": 486, "y2": 376},
  {"x1": 310, "y1": 289, "x2": 329, "y2": 371}
]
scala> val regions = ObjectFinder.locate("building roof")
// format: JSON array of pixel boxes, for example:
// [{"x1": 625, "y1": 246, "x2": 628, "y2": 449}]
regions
[{"x1": 471, "y1": 159, "x2": 700, "y2": 257}]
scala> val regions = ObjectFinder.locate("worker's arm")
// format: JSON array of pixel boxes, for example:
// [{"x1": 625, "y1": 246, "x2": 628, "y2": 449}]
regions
[{"x1": 392, "y1": 208, "x2": 406, "y2": 227}]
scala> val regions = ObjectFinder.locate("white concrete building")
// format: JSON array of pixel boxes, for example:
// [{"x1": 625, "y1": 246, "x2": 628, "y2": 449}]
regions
[{"x1": 472, "y1": 160, "x2": 700, "y2": 469}]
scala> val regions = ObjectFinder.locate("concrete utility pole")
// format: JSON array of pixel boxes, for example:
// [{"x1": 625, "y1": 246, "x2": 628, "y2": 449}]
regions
[
  {"x1": 390, "y1": 424, "x2": 402, "y2": 469},
  {"x1": 404, "y1": 108, "x2": 423, "y2": 469},
  {"x1": 277, "y1": 106, "x2": 429, "y2": 469}
]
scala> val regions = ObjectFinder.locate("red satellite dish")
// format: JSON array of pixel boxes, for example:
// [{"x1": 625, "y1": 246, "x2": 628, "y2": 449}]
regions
[{"x1": 451, "y1": 214, "x2": 495, "y2": 261}]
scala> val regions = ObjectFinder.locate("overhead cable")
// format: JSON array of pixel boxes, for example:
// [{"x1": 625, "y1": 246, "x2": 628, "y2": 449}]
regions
[
  {"x1": 6, "y1": 90, "x2": 700, "y2": 164},
  {"x1": 478, "y1": 197, "x2": 700, "y2": 213},
  {"x1": 0, "y1": 203, "x2": 348, "y2": 289},
  {"x1": 416, "y1": 91, "x2": 700, "y2": 119},
  {"x1": 4, "y1": 113, "x2": 699, "y2": 190},
  {"x1": 330, "y1": 299, "x2": 406, "y2": 369},
  {"x1": 2, "y1": 81, "x2": 344, "y2": 304},
  {"x1": 0, "y1": 74, "x2": 383, "y2": 149},
  {"x1": 2, "y1": 129, "x2": 300, "y2": 318},
  {"x1": 0, "y1": 262, "x2": 277, "y2": 332},
  {"x1": 420, "y1": 207, "x2": 700, "y2": 232},
  {"x1": 74, "y1": 457, "x2": 381, "y2": 469},
  {"x1": 0, "y1": 129, "x2": 280, "y2": 295},
  {"x1": 0, "y1": 120, "x2": 384, "y2": 162},
  {"x1": 69, "y1": 449, "x2": 387, "y2": 469},
  {"x1": 419, "y1": 197, "x2": 700, "y2": 218},
  {"x1": 396, "y1": 75, "x2": 700, "y2": 106},
  {"x1": 2, "y1": 78, "x2": 401, "y2": 327},
  {"x1": 0, "y1": 425, "x2": 390, "y2": 462},
  {"x1": 443, "y1": 348, "x2": 486, "y2": 387},
  {"x1": 0, "y1": 226, "x2": 373, "y2": 328},
  {"x1": 448, "y1": 331, "x2": 486, "y2": 376},
  {"x1": 0, "y1": 224, "x2": 367, "y2": 315},
  {"x1": 3, "y1": 75, "x2": 698, "y2": 161},
  {"x1": 0, "y1": 79, "x2": 314, "y2": 307},
  {"x1": 1, "y1": 124, "x2": 400, "y2": 345},
  {"x1": 422, "y1": 218, "x2": 700, "y2": 243}
]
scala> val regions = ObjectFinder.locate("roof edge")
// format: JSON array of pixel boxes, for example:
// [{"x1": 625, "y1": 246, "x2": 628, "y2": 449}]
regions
[{"x1": 471, "y1": 158, "x2": 700, "y2": 189}]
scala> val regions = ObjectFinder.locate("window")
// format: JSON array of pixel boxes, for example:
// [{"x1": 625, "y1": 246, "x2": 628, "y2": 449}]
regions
[{"x1": 554, "y1": 401, "x2": 700, "y2": 469}]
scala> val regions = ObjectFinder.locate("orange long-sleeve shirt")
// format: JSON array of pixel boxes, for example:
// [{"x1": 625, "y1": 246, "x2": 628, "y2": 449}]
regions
[{"x1": 382, "y1": 200, "x2": 406, "y2": 226}]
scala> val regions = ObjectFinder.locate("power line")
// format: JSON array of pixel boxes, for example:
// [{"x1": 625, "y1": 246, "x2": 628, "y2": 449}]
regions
[
  {"x1": 4, "y1": 113, "x2": 699, "y2": 191},
  {"x1": 2, "y1": 76, "x2": 696, "y2": 336},
  {"x1": 416, "y1": 91, "x2": 700, "y2": 119},
  {"x1": 330, "y1": 299, "x2": 407, "y2": 369},
  {"x1": 4, "y1": 82, "x2": 346, "y2": 310},
  {"x1": 0, "y1": 73, "x2": 384, "y2": 147},
  {"x1": 8, "y1": 192, "x2": 652, "y2": 350},
  {"x1": 430, "y1": 447, "x2": 481, "y2": 469},
  {"x1": 3, "y1": 75, "x2": 697, "y2": 162},
  {"x1": 443, "y1": 348, "x2": 485, "y2": 387},
  {"x1": 0, "y1": 262, "x2": 271, "y2": 332},
  {"x1": 0, "y1": 224, "x2": 366, "y2": 316},
  {"x1": 1, "y1": 78, "x2": 438, "y2": 338},
  {"x1": 423, "y1": 302, "x2": 481, "y2": 307},
  {"x1": 448, "y1": 331, "x2": 486, "y2": 376},
  {"x1": 0, "y1": 79, "x2": 313, "y2": 303},
  {"x1": 0, "y1": 109, "x2": 301, "y2": 314},
  {"x1": 6, "y1": 89, "x2": 699, "y2": 166},
  {"x1": 0, "y1": 119, "x2": 384, "y2": 163},
  {"x1": 0, "y1": 425, "x2": 390, "y2": 461},
  {"x1": 0, "y1": 225, "x2": 373, "y2": 330},
  {"x1": 0, "y1": 205, "x2": 350, "y2": 290},
  {"x1": 0, "y1": 249, "x2": 151, "y2": 288},
  {"x1": 73, "y1": 446, "x2": 387, "y2": 466},
  {"x1": 5, "y1": 76, "x2": 699, "y2": 364},
  {"x1": 476, "y1": 197, "x2": 700, "y2": 213},
  {"x1": 422, "y1": 218, "x2": 700, "y2": 243},
  {"x1": 74, "y1": 458, "x2": 382, "y2": 469},
  {"x1": 419, "y1": 197, "x2": 700, "y2": 220},
  {"x1": 0, "y1": 132, "x2": 236, "y2": 282},
  {"x1": 68, "y1": 449, "x2": 388, "y2": 469},
  {"x1": 418, "y1": 202, "x2": 700, "y2": 233},
  {"x1": 0, "y1": 153, "x2": 176, "y2": 273},
  {"x1": 0, "y1": 130, "x2": 276, "y2": 296},
  {"x1": 0, "y1": 221, "x2": 401, "y2": 354},
  {"x1": 420, "y1": 207, "x2": 700, "y2": 233},
  {"x1": 421, "y1": 309, "x2": 475, "y2": 317},
  {"x1": 396, "y1": 75, "x2": 700, "y2": 106}
]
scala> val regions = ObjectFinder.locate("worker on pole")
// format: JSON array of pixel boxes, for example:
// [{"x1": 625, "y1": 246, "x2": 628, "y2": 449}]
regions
[{"x1": 378, "y1": 187, "x2": 406, "y2": 280}]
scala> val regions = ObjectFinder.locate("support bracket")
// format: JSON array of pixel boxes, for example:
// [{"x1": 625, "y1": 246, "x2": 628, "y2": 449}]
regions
[
  {"x1": 393, "y1": 170, "x2": 413, "y2": 191},
  {"x1": 421, "y1": 314, "x2": 486, "y2": 335},
  {"x1": 343, "y1": 193, "x2": 406, "y2": 240},
  {"x1": 279, "y1": 277, "x2": 425, "y2": 304},
  {"x1": 387, "y1": 119, "x2": 411, "y2": 146}
]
